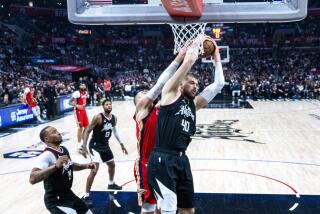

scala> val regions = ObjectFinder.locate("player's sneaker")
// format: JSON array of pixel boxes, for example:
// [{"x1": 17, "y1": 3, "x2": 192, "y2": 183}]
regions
[
  {"x1": 81, "y1": 195, "x2": 94, "y2": 208},
  {"x1": 108, "y1": 183, "x2": 122, "y2": 190},
  {"x1": 77, "y1": 147, "x2": 83, "y2": 154}
]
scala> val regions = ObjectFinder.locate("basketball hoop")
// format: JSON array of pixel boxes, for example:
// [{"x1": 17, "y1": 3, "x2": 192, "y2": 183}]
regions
[{"x1": 169, "y1": 23, "x2": 207, "y2": 55}]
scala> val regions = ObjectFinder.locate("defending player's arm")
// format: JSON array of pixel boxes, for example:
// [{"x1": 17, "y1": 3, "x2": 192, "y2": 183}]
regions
[
  {"x1": 112, "y1": 116, "x2": 128, "y2": 155},
  {"x1": 81, "y1": 115, "x2": 100, "y2": 158},
  {"x1": 135, "y1": 49, "x2": 186, "y2": 121},
  {"x1": 29, "y1": 155, "x2": 68, "y2": 185},
  {"x1": 161, "y1": 43, "x2": 199, "y2": 105},
  {"x1": 195, "y1": 42, "x2": 225, "y2": 110}
]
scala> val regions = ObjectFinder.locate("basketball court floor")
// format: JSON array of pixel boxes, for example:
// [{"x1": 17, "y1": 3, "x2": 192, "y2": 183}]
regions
[{"x1": 1, "y1": 100, "x2": 320, "y2": 213}]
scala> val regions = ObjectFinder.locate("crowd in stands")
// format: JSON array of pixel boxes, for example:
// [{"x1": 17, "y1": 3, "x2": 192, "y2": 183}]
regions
[{"x1": 1, "y1": 6, "x2": 320, "y2": 110}]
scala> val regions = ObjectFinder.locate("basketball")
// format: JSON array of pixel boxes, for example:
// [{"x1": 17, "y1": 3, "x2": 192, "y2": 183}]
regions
[{"x1": 200, "y1": 39, "x2": 216, "y2": 58}]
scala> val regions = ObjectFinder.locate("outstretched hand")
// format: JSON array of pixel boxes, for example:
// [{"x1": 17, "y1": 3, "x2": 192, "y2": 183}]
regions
[{"x1": 121, "y1": 144, "x2": 128, "y2": 155}]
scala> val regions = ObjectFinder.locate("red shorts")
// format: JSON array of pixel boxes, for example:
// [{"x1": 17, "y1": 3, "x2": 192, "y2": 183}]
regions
[
  {"x1": 74, "y1": 110, "x2": 89, "y2": 128},
  {"x1": 134, "y1": 159, "x2": 156, "y2": 206}
]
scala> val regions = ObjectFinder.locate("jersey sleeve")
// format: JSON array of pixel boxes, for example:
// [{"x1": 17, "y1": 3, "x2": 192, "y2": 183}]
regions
[
  {"x1": 24, "y1": 87, "x2": 30, "y2": 94},
  {"x1": 34, "y1": 151, "x2": 56, "y2": 170},
  {"x1": 72, "y1": 91, "x2": 80, "y2": 98}
]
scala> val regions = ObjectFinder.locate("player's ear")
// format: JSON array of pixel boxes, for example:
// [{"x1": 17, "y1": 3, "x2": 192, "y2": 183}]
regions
[{"x1": 44, "y1": 136, "x2": 49, "y2": 143}]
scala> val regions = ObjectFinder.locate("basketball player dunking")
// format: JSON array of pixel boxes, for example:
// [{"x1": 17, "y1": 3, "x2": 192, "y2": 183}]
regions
[
  {"x1": 29, "y1": 126, "x2": 95, "y2": 214},
  {"x1": 133, "y1": 47, "x2": 187, "y2": 214},
  {"x1": 80, "y1": 99, "x2": 128, "y2": 204},
  {"x1": 69, "y1": 82, "x2": 89, "y2": 152},
  {"x1": 147, "y1": 38, "x2": 225, "y2": 214}
]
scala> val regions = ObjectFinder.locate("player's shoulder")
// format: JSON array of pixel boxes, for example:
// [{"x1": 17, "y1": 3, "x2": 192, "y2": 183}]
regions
[
  {"x1": 93, "y1": 113, "x2": 103, "y2": 123},
  {"x1": 38, "y1": 150, "x2": 56, "y2": 161},
  {"x1": 24, "y1": 87, "x2": 30, "y2": 94},
  {"x1": 72, "y1": 90, "x2": 80, "y2": 98}
]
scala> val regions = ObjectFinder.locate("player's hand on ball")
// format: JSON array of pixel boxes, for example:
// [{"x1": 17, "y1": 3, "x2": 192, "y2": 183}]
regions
[
  {"x1": 121, "y1": 144, "x2": 128, "y2": 155},
  {"x1": 56, "y1": 155, "x2": 69, "y2": 168}
]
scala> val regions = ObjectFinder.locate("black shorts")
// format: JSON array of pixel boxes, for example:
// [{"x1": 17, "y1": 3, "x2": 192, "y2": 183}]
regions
[
  {"x1": 45, "y1": 191, "x2": 89, "y2": 214},
  {"x1": 147, "y1": 148, "x2": 194, "y2": 211},
  {"x1": 89, "y1": 140, "x2": 114, "y2": 163}
]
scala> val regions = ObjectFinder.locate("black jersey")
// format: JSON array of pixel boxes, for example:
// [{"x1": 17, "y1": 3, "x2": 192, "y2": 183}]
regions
[
  {"x1": 90, "y1": 113, "x2": 116, "y2": 149},
  {"x1": 155, "y1": 95, "x2": 196, "y2": 152},
  {"x1": 43, "y1": 146, "x2": 73, "y2": 199}
]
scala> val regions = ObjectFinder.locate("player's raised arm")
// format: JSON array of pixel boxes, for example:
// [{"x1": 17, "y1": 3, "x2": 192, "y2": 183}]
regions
[
  {"x1": 195, "y1": 40, "x2": 225, "y2": 110},
  {"x1": 161, "y1": 42, "x2": 199, "y2": 105},
  {"x1": 135, "y1": 48, "x2": 187, "y2": 121}
]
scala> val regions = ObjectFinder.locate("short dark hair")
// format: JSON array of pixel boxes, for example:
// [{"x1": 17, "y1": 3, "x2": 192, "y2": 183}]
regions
[
  {"x1": 39, "y1": 126, "x2": 51, "y2": 142},
  {"x1": 102, "y1": 99, "x2": 112, "y2": 106}
]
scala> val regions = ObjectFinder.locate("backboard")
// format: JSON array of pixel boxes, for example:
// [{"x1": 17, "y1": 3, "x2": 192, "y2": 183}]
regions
[{"x1": 67, "y1": 0, "x2": 308, "y2": 25}]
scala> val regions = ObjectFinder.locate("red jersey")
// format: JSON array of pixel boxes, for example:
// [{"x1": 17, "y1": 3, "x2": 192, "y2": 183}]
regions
[
  {"x1": 134, "y1": 106, "x2": 159, "y2": 163},
  {"x1": 72, "y1": 90, "x2": 87, "y2": 111},
  {"x1": 26, "y1": 91, "x2": 37, "y2": 107}
]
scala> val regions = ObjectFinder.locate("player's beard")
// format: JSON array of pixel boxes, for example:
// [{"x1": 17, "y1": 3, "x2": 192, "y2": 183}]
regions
[
  {"x1": 80, "y1": 88, "x2": 86, "y2": 92},
  {"x1": 104, "y1": 109, "x2": 112, "y2": 114},
  {"x1": 56, "y1": 136, "x2": 63, "y2": 145},
  {"x1": 183, "y1": 87, "x2": 196, "y2": 101}
]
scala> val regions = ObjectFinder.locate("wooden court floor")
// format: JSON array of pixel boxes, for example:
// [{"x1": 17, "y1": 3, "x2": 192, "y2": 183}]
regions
[{"x1": 1, "y1": 100, "x2": 320, "y2": 213}]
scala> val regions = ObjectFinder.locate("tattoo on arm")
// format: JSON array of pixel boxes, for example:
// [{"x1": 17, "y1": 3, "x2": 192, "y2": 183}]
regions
[
  {"x1": 83, "y1": 115, "x2": 99, "y2": 147},
  {"x1": 72, "y1": 163, "x2": 88, "y2": 171},
  {"x1": 29, "y1": 166, "x2": 57, "y2": 185}
]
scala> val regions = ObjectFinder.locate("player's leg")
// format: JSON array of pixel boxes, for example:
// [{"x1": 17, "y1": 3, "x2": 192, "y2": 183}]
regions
[
  {"x1": 81, "y1": 111, "x2": 89, "y2": 142},
  {"x1": 141, "y1": 160, "x2": 158, "y2": 214},
  {"x1": 85, "y1": 162, "x2": 100, "y2": 194},
  {"x1": 106, "y1": 160, "x2": 115, "y2": 184},
  {"x1": 70, "y1": 191, "x2": 93, "y2": 214},
  {"x1": 77, "y1": 127, "x2": 83, "y2": 150},
  {"x1": 103, "y1": 146, "x2": 122, "y2": 190},
  {"x1": 147, "y1": 151, "x2": 178, "y2": 214},
  {"x1": 83, "y1": 143, "x2": 103, "y2": 206},
  {"x1": 32, "y1": 106, "x2": 43, "y2": 122},
  {"x1": 75, "y1": 110, "x2": 84, "y2": 151},
  {"x1": 45, "y1": 196, "x2": 77, "y2": 214},
  {"x1": 177, "y1": 156, "x2": 195, "y2": 214}
]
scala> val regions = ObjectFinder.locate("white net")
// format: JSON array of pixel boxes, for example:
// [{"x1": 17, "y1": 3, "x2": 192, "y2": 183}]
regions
[{"x1": 169, "y1": 23, "x2": 207, "y2": 55}]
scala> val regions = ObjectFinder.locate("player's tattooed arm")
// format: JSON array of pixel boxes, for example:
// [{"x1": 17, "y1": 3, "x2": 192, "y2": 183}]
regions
[
  {"x1": 73, "y1": 162, "x2": 95, "y2": 171},
  {"x1": 81, "y1": 115, "x2": 100, "y2": 158},
  {"x1": 82, "y1": 115, "x2": 100, "y2": 148},
  {"x1": 29, "y1": 166, "x2": 57, "y2": 184},
  {"x1": 29, "y1": 155, "x2": 68, "y2": 184}
]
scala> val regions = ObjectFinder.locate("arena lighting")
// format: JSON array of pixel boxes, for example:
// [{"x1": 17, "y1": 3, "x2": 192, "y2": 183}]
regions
[{"x1": 28, "y1": 1, "x2": 33, "y2": 7}]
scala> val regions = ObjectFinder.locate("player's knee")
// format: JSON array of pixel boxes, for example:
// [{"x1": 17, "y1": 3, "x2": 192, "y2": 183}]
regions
[{"x1": 107, "y1": 161, "x2": 115, "y2": 168}]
